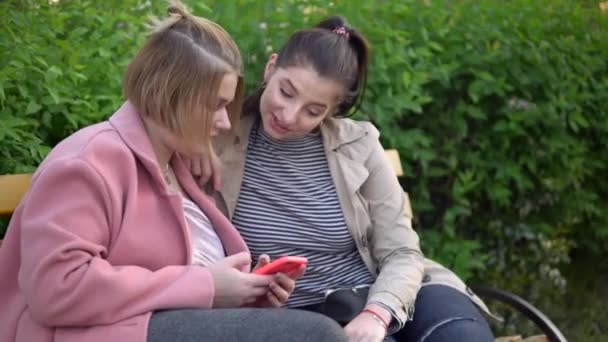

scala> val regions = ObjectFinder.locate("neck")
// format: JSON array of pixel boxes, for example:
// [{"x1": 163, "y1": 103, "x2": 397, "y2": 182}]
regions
[{"x1": 142, "y1": 118, "x2": 174, "y2": 168}]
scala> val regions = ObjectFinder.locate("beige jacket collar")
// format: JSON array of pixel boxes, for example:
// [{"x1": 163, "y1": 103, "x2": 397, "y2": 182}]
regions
[{"x1": 219, "y1": 113, "x2": 370, "y2": 153}]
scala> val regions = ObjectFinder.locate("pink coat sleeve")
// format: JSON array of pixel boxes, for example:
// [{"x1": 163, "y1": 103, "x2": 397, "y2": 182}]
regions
[{"x1": 18, "y1": 158, "x2": 215, "y2": 327}]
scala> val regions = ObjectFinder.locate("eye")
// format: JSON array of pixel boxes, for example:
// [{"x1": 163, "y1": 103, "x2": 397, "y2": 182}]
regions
[
  {"x1": 280, "y1": 88, "x2": 293, "y2": 98},
  {"x1": 307, "y1": 109, "x2": 322, "y2": 117},
  {"x1": 216, "y1": 100, "x2": 229, "y2": 110}
]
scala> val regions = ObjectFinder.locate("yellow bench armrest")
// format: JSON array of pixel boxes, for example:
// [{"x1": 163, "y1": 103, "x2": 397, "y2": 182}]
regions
[{"x1": 0, "y1": 174, "x2": 32, "y2": 217}]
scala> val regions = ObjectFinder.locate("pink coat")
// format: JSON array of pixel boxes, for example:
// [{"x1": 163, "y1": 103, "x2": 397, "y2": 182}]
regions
[{"x1": 0, "y1": 102, "x2": 249, "y2": 342}]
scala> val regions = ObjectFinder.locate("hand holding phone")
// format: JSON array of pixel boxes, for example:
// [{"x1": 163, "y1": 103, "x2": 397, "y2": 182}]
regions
[{"x1": 253, "y1": 256, "x2": 308, "y2": 276}]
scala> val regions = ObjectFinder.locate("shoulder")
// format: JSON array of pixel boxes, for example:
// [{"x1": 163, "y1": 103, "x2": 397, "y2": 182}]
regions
[
  {"x1": 45, "y1": 122, "x2": 134, "y2": 167},
  {"x1": 34, "y1": 122, "x2": 137, "y2": 196},
  {"x1": 344, "y1": 118, "x2": 380, "y2": 136},
  {"x1": 323, "y1": 117, "x2": 382, "y2": 161},
  {"x1": 329, "y1": 117, "x2": 380, "y2": 141}
]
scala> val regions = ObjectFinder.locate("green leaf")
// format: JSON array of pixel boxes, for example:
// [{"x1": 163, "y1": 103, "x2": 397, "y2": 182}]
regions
[
  {"x1": 17, "y1": 84, "x2": 29, "y2": 98},
  {"x1": 466, "y1": 106, "x2": 487, "y2": 120},
  {"x1": 34, "y1": 56, "x2": 49, "y2": 68},
  {"x1": 45, "y1": 86, "x2": 60, "y2": 104},
  {"x1": 48, "y1": 65, "x2": 63, "y2": 77},
  {"x1": 429, "y1": 41, "x2": 443, "y2": 52},
  {"x1": 25, "y1": 101, "x2": 42, "y2": 115},
  {"x1": 402, "y1": 71, "x2": 411, "y2": 87}
]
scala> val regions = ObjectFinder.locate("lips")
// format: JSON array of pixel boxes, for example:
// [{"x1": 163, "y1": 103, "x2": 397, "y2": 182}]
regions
[{"x1": 270, "y1": 115, "x2": 289, "y2": 134}]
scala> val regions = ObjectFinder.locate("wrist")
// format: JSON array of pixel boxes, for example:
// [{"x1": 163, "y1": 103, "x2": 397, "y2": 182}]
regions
[
  {"x1": 361, "y1": 307, "x2": 390, "y2": 331},
  {"x1": 364, "y1": 303, "x2": 392, "y2": 326}
]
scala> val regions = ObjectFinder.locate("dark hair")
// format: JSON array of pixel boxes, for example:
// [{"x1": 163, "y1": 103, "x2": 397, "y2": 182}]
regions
[{"x1": 243, "y1": 16, "x2": 370, "y2": 118}]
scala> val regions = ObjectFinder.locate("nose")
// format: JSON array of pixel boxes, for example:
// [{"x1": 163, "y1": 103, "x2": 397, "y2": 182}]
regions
[
  {"x1": 213, "y1": 107, "x2": 231, "y2": 132},
  {"x1": 277, "y1": 105, "x2": 299, "y2": 126}
]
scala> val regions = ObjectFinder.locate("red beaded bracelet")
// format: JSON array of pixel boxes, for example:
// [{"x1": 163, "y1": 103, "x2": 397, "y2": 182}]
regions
[{"x1": 361, "y1": 308, "x2": 389, "y2": 329}]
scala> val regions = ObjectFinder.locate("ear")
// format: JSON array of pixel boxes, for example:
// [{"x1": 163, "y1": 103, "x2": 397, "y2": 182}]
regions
[{"x1": 263, "y1": 53, "x2": 279, "y2": 83}]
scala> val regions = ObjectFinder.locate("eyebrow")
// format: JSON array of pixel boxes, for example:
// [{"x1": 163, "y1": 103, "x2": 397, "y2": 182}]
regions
[
  {"x1": 217, "y1": 97, "x2": 232, "y2": 106},
  {"x1": 282, "y1": 78, "x2": 328, "y2": 109}
]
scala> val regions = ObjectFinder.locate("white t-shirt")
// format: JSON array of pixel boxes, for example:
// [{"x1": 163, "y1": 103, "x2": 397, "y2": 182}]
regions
[{"x1": 182, "y1": 195, "x2": 226, "y2": 266}]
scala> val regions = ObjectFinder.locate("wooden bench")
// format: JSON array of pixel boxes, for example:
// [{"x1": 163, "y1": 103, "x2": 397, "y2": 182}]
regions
[
  {"x1": 0, "y1": 150, "x2": 566, "y2": 341},
  {"x1": 0, "y1": 173, "x2": 32, "y2": 217}
]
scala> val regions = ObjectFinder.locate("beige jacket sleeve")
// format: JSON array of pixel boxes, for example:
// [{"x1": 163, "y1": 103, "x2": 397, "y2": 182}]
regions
[{"x1": 362, "y1": 127, "x2": 425, "y2": 326}]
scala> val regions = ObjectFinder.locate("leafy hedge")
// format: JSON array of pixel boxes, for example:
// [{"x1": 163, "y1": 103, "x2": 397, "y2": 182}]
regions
[
  {"x1": 1, "y1": 0, "x2": 607, "y2": 339},
  {"x1": 1, "y1": 0, "x2": 158, "y2": 173}
]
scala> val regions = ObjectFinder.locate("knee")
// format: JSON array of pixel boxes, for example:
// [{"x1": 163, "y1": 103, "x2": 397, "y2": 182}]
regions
[
  {"x1": 293, "y1": 310, "x2": 347, "y2": 342},
  {"x1": 316, "y1": 319, "x2": 348, "y2": 342},
  {"x1": 423, "y1": 317, "x2": 494, "y2": 342}
]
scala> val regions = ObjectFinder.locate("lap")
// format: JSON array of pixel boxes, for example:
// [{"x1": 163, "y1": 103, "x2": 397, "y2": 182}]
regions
[
  {"x1": 391, "y1": 285, "x2": 494, "y2": 342},
  {"x1": 147, "y1": 308, "x2": 347, "y2": 342}
]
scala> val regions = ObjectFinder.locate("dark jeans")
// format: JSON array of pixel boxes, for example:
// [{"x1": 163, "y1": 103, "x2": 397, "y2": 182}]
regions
[
  {"x1": 389, "y1": 285, "x2": 494, "y2": 342},
  {"x1": 147, "y1": 308, "x2": 347, "y2": 342},
  {"x1": 298, "y1": 284, "x2": 494, "y2": 342}
]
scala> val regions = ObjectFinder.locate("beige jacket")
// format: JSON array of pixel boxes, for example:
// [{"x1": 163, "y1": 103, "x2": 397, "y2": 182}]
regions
[{"x1": 214, "y1": 114, "x2": 492, "y2": 324}]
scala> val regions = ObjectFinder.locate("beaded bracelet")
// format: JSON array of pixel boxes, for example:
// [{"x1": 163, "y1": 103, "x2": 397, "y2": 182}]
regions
[{"x1": 361, "y1": 308, "x2": 389, "y2": 329}]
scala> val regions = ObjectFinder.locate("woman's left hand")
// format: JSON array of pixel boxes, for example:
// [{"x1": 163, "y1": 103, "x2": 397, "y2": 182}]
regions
[
  {"x1": 185, "y1": 150, "x2": 222, "y2": 191},
  {"x1": 252, "y1": 254, "x2": 306, "y2": 307},
  {"x1": 344, "y1": 305, "x2": 390, "y2": 342}
]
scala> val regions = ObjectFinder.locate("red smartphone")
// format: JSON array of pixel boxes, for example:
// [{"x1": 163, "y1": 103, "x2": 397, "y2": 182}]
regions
[{"x1": 253, "y1": 256, "x2": 308, "y2": 276}]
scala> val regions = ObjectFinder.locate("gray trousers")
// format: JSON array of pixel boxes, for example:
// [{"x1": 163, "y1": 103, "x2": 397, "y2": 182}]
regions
[{"x1": 147, "y1": 308, "x2": 347, "y2": 342}]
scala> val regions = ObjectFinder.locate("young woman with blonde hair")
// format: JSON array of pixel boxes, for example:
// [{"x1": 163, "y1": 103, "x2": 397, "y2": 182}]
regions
[{"x1": 0, "y1": 3, "x2": 346, "y2": 342}]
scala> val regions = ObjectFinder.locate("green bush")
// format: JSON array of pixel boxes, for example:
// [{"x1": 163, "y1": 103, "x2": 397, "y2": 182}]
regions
[
  {"x1": 357, "y1": 0, "x2": 608, "y2": 290},
  {"x1": 1, "y1": 0, "x2": 160, "y2": 174},
  {"x1": 338, "y1": 1, "x2": 608, "y2": 337},
  {"x1": 1, "y1": 0, "x2": 607, "y2": 339}
]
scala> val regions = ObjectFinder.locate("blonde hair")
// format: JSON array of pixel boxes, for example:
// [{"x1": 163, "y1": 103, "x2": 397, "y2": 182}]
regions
[{"x1": 123, "y1": 0, "x2": 243, "y2": 149}]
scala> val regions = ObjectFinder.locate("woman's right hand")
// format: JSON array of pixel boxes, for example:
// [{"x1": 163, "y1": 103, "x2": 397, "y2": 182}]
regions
[{"x1": 207, "y1": 252, "x2": 274, "y2": 308}]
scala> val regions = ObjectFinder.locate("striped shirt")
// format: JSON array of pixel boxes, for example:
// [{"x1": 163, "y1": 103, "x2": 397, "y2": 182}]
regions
[{"x1": 232, "y1": 122, "x2": 375, "y2": 307}]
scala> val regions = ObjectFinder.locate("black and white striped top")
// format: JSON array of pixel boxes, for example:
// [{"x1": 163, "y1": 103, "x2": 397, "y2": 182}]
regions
[{"x1": 232, "y1": 121, "x2": 375, "y2": 308}]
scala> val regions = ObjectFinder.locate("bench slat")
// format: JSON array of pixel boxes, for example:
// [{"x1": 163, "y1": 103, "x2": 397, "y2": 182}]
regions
[
  {"x1": 384, "y1": 149, "x2": 403, "y2": 177},
  {"x1": 0, "y1": 150, "x2": 404, "y2": 217}
]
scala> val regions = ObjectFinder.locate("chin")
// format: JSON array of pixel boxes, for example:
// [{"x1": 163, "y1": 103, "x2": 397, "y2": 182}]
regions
[
  {"x1": 266, "y1": 129, "x2": 282, "y2": 139},
  {"x1": 266, "y1": 126, "x2": 286, "y2": 140},
  {"x1": 260, "y1": 120, "x2": 284, "y2": 140}
]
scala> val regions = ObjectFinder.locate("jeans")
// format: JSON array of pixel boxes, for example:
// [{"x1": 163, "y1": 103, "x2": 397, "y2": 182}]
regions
[
  {"x1": 297, "y1": 284, "x2": 494, "y2": 342},
  {"x1": 147, "y1": 307, "x2": 347, "y2": 342},
  {"x1": 388, "y1": 284, "x2": 494, "y2": 342}
]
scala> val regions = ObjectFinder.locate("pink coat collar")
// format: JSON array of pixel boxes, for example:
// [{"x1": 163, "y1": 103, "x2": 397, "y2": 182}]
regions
[{"x1": 108, "y1": 101, "x2": 249, "y2": 260}]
